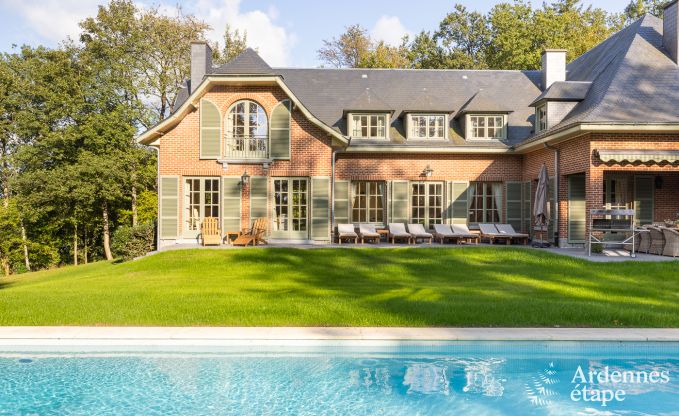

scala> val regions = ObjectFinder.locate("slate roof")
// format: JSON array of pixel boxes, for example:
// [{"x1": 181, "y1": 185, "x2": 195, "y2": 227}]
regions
[
  {"x1": 171, "y1": 14, "x2": 679, "y2": 148},
  {"x1": 528, "y1": 81, "x2": 592, "y2": 107}
]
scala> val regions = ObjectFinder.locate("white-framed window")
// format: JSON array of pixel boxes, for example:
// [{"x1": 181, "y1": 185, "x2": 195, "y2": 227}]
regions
[
  {"x1": 408, "y1": 114, "x2": 446, "y2": 140},
  {"x1": 349, "y1": 113, "x2": 388, "y2": 139},
  {"x1": 411, "y1": 182, "x2": 444, "y2": 229},
  {"x1": 467, "y1": 115, "x2": 506, "y2": 140},
  {"x1": 536, "y1": 105, "x2": 547, "y2": 132},
  {"x1": 351, "y1": 181, "x2": 385, "y2": 223}
]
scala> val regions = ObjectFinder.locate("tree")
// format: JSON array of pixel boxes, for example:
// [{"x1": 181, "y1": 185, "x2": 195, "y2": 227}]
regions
[
  {"x1": 435, "y1": 4, "x2": 491, "y2": 69},
  {"x1": 623, "y1": 0, "x2": 665, "y2": 24},
  {"x1": 318, "y1": 24, "x2": 372, "y2": 68},
  {"x1": 212, "y1": 24, "x2": 249, "y2": 65}
]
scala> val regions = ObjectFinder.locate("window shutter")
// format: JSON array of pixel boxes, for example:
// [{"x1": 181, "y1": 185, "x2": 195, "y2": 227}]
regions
[
  {"x1": 634, "y1": 176, "x2": 654, "y2": 225},
  {"x1": 311, "y1": 177, "x2": 330, "y2": 240},
  {"x1": 270, "y1": 100, "x2": 291, "y2": 159},
  {"x1": 159, "y1": 176, "x2": 179, "y2": 239},
  {"x1": 568, "y1": 175, "x2": 586, "y2": 242},
  {"x1": 450, "y1": 181, "x2": 469, "y2": 224},
  {"x1": 249, "y1": 176, "x2": 268, "y2": 229},
  {"x1": 522, "y1": 181, "x2": 532, "y2": 234},
  {"x1": 389, "y1": 181, "x2": 409, "y2": 224},
  {"x1": 506, "y1": 182, "x2": 523, "y2": 231},
  {"x1": 334, "y1": 180, "x2": 350, "y2": 226},
  {"x1": 222, "y1": 177, "x2": 242, "y2": 232},
  {"x1": 200, "y1": 99, "x2": 221, "y2": 159}
]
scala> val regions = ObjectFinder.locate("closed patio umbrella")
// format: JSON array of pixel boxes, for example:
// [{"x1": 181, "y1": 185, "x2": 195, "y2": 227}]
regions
[{"x1": 533, "y1": 163, "x2": 550, "y2": 247}]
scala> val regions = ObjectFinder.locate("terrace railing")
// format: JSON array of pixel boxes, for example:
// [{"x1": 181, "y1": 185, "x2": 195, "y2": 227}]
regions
[{"x1": 224, "y1": 135, "x2": 268, "y2": 160}]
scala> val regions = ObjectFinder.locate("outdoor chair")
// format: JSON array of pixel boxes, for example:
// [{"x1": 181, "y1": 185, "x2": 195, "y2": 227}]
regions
[
  {"x1": 451, "y1": 224, "x2": 480, "y2": 244},
  {"x1": 637, "y1": 227, "x2": 651, "y2": 253},
  {"x1": 496, "y1": 224, "x2": 529, "y2": 245},
  {"x1": 433, "y1": 224, "x2": 458, "y2": 244},
  {"x1": 407, "y1": 224, "x2": 433, "y2": 244},
  {"x1": 478, "y1": 223, "x2": 512, "y2": 245},
  {"x1": 388, "y1": 223, "x2": 413, "y2": 244},
  {"x1": 661, "y1": 227, "x2": 679, "y2": 257},
  {"x1": 337, "y1": 224, "x2": 358, "y2": 244},
  {"x1": 233, "y1": 218, "x2": 267, "y2": 247},
  {"x1": 648, "y1": 226, "x2": 666, "y2": 255},
  {"x1": 200, "y1": 217, "x2": 222, "y2": 246},
  {"x1": 358, "y1": 224, "x2": 381, "y2": 244}
]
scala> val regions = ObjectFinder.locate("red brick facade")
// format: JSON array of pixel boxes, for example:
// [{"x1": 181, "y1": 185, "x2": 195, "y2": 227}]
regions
[{"x1": 158, "y1": 84, "x2": 679, "y2": 245}]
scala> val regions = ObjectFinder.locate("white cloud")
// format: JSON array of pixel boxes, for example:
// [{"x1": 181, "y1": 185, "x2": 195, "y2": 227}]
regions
[
  {"x1": 190, "y1": 0, "x2": 296, "y2": 66},
  {"x1": 0, "y1": 0, "x2": 100, "y2": 42},
  {"x1": 370, "y1": 15, "x2": 412, "y2": 47}
]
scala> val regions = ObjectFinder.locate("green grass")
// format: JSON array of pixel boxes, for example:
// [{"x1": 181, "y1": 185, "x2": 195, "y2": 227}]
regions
[{"x1": 1, "y1": 247, "x2": 677, "y2": 327}]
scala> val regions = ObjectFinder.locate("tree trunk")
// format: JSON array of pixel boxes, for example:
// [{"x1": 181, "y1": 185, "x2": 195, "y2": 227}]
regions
[
  {"x1": 0, "y1": 256, "x2": 9, "y2": 277},
  {"x1": 102, "y1": 203, "x2": 113, "y2": 261},
  {"x1": 131, "y1": 183, "x2": 138, "y2": 227},
  {"x1": 73, "y1": 223, "x2": 79, "y2": 266},
  {"x1": 84, "y1": 226, "x2": 89, "y2": 265},
  {"x1": 21, "y1": 221, "x2": 30, "y2": 271}
]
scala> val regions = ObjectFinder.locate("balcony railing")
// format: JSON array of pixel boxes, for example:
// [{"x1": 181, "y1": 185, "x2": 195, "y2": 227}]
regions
[{"x1": 224, "y1": 135, "x2": 268, "y2": 160}]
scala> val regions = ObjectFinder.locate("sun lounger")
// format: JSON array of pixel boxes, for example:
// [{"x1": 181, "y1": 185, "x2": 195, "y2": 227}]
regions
[
  {"x1": 451, "y1": 224, "x2": 480, "y2": 244},
  {"x1": 407, "y1": 224, "x2": 433, "y2": 244},
  {"x1": 496, "y1": 224, "x2": 529, "y2": 245},
  {"x1": 478, "y1": 223, "x2": 511, "y2": 245},
  {"x1": 358, "y1": 224, "x2": 381, "y2": 244},
  {"x1": 433, "y1": 224, "x2": 458, "y2": 244},
  {"x1": 337, "y1": 224, "x2": 358, "y2": 244},
  {"x1": 388, "y1": 223, "x2": 412, "y2": 244}
]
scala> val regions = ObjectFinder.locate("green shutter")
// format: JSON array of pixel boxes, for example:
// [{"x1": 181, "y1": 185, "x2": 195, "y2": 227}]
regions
[
  {"x1": 249, "y1": 176, "x2": 268, "y2": 228},
  {"x1": 506, "y1": 182, "x2": 523, "y2": 231},
  {"x1": 522, "y1": 181, "x2": 532, "y2": 235},
  {"x1": 270, "y1": 100, "x2": 291, "y2": 159},
  {"x1": 450, "y1": 181, "x2": 469, "y2": 224},
  {"x1": 200, "y1": 99, "x2": 221, "y2": 159},
  {"x1": 334, "y1": 180, "x2": 350, "y2": 226},
  {"x1": 222, "y1": 177, "x2": 242, "y2": 232},
  {"x1": 634, "y1": 176, "x2": 654, "y2": 225},
  {"x1": 159, "y1": 176, "x2": 179, "y2": 239},
  {"x1": 568, "y1": 175, "x2": 586, "y2": 243},
  {"x1": 389, "y1": 181, "x2": 409, "y2": 224},
  {"x1": 311, "y1": 177, "x2": 330, "y2": 240}
]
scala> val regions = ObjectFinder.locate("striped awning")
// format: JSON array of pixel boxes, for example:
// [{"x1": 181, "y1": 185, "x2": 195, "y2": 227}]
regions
[{"x1": 597, "y1": 149, "x2": 679, "y2": 164}]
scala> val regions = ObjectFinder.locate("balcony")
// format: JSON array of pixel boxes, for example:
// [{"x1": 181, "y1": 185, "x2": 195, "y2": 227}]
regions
[{"x1": 224, "y1": 135, "x2": 268, "y2": 160}]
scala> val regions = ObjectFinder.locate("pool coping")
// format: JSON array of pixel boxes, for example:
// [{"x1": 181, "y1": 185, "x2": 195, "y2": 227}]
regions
[{"x1": 0, "y1": 327, "x2": 678, "y2": 345}]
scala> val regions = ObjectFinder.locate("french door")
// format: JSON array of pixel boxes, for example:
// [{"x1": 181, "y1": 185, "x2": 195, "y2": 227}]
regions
[
  {"x1": 272, "y1": 178, "x2": 309, "y2": 239},
  {"x1": 184, "y1": 178, "x2": 220, "y2": 239},
  {"x1": 411, "y1": 182, "x2": 444, "y2": 229}
]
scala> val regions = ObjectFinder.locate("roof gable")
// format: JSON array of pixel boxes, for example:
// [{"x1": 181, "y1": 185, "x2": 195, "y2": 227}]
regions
[{"x1": 213, "y1": 48, "x2": 274, "y2": 75}]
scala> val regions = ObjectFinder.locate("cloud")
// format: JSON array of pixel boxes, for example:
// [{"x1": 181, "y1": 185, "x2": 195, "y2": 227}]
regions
[
  {"x1": 370, "y1": 15, "x2": 412, "y2": 47},
  {"x1": 0, "y1": 0, "x2": 100, "y2": 42},
  {"x1": 190, "y1": 0, "x2": 296, "y2": 66}
]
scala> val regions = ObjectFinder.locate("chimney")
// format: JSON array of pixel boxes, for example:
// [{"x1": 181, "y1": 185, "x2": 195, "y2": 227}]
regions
[
  {"x1": 664, "y1": 0, "x2": 679, "y2": 65},
  {"x1": 190, "y1": 41, "x2": 213, "y2": 93},
  {"x1": 541, "y1": 49, "x2": 567, "y2": 90}
]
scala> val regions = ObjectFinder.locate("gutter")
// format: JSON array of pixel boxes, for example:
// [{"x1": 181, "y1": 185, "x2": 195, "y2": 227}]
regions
[{"x1": 544, "y1": 142, "x2": 559, "y2": 247}]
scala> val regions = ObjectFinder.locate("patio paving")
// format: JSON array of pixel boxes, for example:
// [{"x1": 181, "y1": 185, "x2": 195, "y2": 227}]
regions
[{"x1": 545, "y1": 247, "x2": 678, "y2": 262}]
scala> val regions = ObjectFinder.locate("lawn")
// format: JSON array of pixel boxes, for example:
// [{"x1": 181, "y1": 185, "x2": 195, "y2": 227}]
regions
[{"x1": 0, "y1": 247, "x2": 677, "y2": 327}]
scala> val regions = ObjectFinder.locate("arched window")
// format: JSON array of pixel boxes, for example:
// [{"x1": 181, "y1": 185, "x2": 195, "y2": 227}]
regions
[
  {"x1": 226, "y1": 100, "x2": 268, "y2": 138},
  {"x1": 225, "y1": 100, "x2": 268, "y2": 158}
]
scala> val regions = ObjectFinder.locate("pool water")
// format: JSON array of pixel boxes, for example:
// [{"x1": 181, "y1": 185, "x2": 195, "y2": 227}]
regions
[{"x1": 0, "y1": 342, "x2": 677, "y2": 415}]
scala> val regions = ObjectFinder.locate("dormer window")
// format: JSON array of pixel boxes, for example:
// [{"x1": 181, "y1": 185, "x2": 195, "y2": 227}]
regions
[
  {"x1": 467, "y1": 115, "x2": 506, "y2": 140},
  {"x1": 350, "y1": 114, "x2": 388, "y2": 139},
  {"x1": 536, "y1": 105, "x2": 547, "y2": 132},
  {"x1": 408, "y1": 114, "x2": 446, "y2": 140}
]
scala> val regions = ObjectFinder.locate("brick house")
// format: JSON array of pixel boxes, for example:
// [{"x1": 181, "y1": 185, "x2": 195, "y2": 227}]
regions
[{"x1": 138, "y1": 6, "x2": 679, "y2": 248}]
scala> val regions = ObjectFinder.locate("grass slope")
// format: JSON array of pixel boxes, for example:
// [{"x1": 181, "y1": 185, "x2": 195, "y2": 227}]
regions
[{"x1": 0, "y1": 247, "x2": 677, "y2": 327}]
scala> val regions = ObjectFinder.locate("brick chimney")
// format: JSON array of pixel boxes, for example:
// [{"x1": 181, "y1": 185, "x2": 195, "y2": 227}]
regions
[
  {"x1": 190, "y1": 41, "x2": 213, "y2": 93},
  {"x1": 541, "y1": 49, "x2": 567, "y2": 90},
  {"x1": 664, "y1": 0, "x2": 679, "y2": 65}
]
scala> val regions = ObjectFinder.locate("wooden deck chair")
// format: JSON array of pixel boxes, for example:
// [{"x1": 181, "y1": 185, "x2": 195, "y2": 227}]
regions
[
  {"x1": 201, "y1": 217, "x2": 222, "y2": 246},
  {"x1": 479, "y1": 223, "x2": 511, "y2": 245},
  {"x1": 233, "y1": 218, "x2": 268, "y2": 247}
]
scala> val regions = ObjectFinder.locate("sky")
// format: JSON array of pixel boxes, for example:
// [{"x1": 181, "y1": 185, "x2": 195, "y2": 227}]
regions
[{"x1": 0, "y1": 0, "x2": 632, "y2": 67}]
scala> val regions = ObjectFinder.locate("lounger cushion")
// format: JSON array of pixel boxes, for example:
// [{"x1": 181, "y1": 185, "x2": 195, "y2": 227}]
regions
[
  {"x1": 338, "y1": 224, "x2": 357, "y2": 236},
  {"x1": 496, "y1": 224, "x2": 529, "y2": 237},
  {"x1": 408, "y1": 224, "x2": 433, "y2": 238},
  {"x1": 388, "y1": 223, "x2": 410, "y2": 235},
  {"x1": 433, "y1": 224, "x2": 454, "y2": 236},
  {"x1": 479, "y1": 223, "x2": 501, "y2": 236},
  {"x1": 358, "y1": 224, "x2": 380, "y2": 237}
]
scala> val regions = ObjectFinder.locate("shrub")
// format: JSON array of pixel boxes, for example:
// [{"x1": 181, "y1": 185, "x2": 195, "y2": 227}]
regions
[
  {"x1": 111, "y1": 222, "x2": 155, "y2": 261},
  {"x1": 590, "y1": 243, "x2": 604, "y2": 254}
]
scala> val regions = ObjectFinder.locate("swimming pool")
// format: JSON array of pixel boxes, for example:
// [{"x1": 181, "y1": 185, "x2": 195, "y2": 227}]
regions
[{"x1": 1, "y1": 342, "x2": 677, "y2": 415}]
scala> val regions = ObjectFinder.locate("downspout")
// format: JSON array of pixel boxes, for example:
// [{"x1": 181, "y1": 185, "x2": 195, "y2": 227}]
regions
[
  {"x1": 544, "y1": 143, "x2": 559, "y2": 247},
  {"x1": 150, "y1": 144, "x2": 161, "y2": 251}
]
